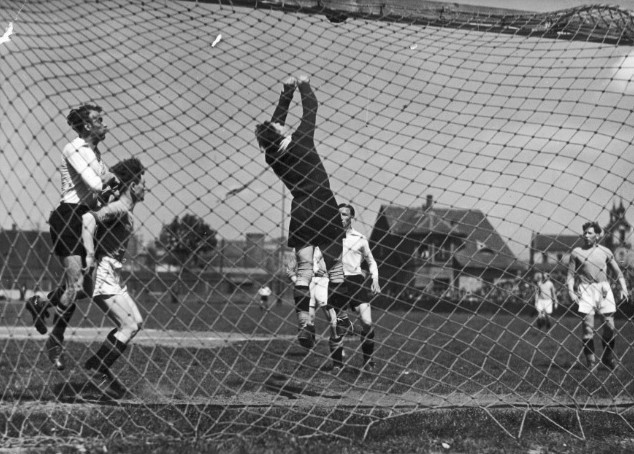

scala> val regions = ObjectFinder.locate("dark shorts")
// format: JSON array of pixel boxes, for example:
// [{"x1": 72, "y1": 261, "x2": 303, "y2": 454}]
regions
[
  {"x1": 328, "y1": 275, "x2": 367, "y2": 311},
  {"x1": 287, "y1": 194, "x2": 344, "y2": 249},
  {"x1": 49, "y1": 203, "x2": 89, "y2": 257}
]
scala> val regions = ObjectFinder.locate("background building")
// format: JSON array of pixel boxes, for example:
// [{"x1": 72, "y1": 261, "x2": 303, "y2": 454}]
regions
[{"x1": 370, "y1": 196, "x2": 524, "y2": 297}]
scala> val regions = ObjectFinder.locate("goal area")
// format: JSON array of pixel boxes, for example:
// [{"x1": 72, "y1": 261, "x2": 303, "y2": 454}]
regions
[{"x1": 1, "y1": 0, "x2": 634, "y2": 446}]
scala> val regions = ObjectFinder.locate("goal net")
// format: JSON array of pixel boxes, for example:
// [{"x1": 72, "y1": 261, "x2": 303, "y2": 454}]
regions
[{"x1": 1, "y1": 0, "x2": 633, "y2": 444}]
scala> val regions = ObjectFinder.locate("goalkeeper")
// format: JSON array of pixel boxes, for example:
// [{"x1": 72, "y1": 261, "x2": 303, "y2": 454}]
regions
[
  {"x1": 256, "y1": 75, "x2": 344, "y2": 349},
  {"x1": 25, "y1": 104, "x2": 118, "y2": 371}
]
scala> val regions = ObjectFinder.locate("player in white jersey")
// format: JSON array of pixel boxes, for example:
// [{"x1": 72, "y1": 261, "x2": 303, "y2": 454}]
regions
[
  {"x1": 328, "y1": 203, "x2": 381, "y2": 373},
  {"x1": 567, "y1": 221, "x2": 629, "y2": 370},
  {"x1": 286, "y1": 249, "x2": 338, "y2": 348},
  {"x1": 82, "y1": 157, "x2": 146, "y2": 399},
  {"x1": 258, "y1": 285, "x2": 272, "y2": 311},
  {"x1": 533, "y1": 272, "x2": 558, "y2": 330},
  {"x1": 25, "y1": 104, "x2": 117, "y2": 370}
]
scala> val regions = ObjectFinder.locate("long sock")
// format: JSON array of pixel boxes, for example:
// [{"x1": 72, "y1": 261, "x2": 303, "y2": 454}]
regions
[
  {"x1": 583, "y1": 338, "x2": 595, "y2": 363},
  {"x1": 329, "y1": 335, "x2": 344, "y2": 367},
  {"x1": 361, "y1": 327, "x2": 375, "y2": 364},
  {"x1": 87, "y1": 329, "x2": 128, "y2": 372},
  {"x1": 49, "y1": 303, "x2": 76, "y2": 344},
  {"x1": 294, "y1": 286, "x2": 311, "y2": 327}
]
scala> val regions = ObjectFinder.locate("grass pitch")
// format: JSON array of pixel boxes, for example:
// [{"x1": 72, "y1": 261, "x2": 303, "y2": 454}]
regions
[{"x1": 2, "y1": 295, "x2": 634, "y2": 452}]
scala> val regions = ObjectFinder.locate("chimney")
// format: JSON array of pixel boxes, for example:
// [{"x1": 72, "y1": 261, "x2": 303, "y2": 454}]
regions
[{"x1": 425, "y1": 195, "x2": 433, "y2": 211}]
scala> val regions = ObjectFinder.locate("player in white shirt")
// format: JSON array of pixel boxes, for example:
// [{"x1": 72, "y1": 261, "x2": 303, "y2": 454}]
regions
[
  {"x1": 258, "y1": 285, "x2": 272, "y2": 311},
  {"x1": 25, "y1": 104, "x2": 117, "y2": 370},
  {"x1": 533, "y1": 272, "x2": 558, "y2": 330},
  {"x1": 286, "y1": 249, "x2": 338, "y2": 347},
  {"x1": 567, "y1": 221, "x2": 629, "y2": 370},
  {"x1": 328, "y1": 203, "x2": 381, "y2": 373}
]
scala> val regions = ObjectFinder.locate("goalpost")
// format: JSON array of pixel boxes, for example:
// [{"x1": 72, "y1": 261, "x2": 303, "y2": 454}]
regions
[{"x1": 0, "y1": 0, "x2": 633, "y2": 444}]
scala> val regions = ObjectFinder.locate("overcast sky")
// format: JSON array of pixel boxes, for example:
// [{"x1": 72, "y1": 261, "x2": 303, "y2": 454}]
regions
[{"x1": 1, "y1": 0, "x2": 633, "y2": 260}]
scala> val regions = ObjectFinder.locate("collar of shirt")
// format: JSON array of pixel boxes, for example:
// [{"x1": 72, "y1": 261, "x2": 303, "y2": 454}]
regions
[{"x1": 346, "y1": 228, "x2": 364, "y2": 238}]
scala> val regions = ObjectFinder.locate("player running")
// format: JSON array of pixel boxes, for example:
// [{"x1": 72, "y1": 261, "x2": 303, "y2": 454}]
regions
[
  {"x1": 81, "y1": 157, "x2": 146, "y2": 399},
  {"x1": 567, "y1": 221, "x2": 629, "y2": 371},
  {"x1": 327, "y1": 203, "x2": 381, "y2": 374},
  {"x1": 25, "y1": 104, "x2": 117, "y2": 370},
  {"x1": 533, "y1": 272, "x2": 558, "y2": 330},
  {"x1": 255, "y1": 75, "x2": 344, "y2": 349}
]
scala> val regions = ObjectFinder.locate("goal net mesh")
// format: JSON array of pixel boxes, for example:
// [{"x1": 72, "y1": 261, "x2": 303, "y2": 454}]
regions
[{"x1": 1, "y1": 0, "x2": 633, "y2": 443}]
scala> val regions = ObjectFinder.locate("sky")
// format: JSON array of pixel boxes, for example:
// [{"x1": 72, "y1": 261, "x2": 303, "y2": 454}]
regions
[{"x1": 0, "y1": 0, "x2": 633, "y2": 261}]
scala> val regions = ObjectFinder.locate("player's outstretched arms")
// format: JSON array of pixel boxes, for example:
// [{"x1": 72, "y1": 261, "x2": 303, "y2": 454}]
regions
[
  {"x1": 283, "y1": 76, "x2": 297, "y2": 91},
  {"x1": 271, "y1": 77, "x2": 297, "y2": 125},
  {"x1": 296, "y1": 75, "x2": 317, "y2": 140}
]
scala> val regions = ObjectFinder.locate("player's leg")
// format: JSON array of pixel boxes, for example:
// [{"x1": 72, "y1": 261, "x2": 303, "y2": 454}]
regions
[
  {"x1": 580, "y1": 312, "x2": 597, "y2": 369},
  {"x1": 86, "y1": 292, "x2": 142, "y2": 399},
  {"x1": 327, "y1": 281, "x2": 347, "y2": 372},
  {"x1": 295, "y1": 245, "x2": 315, "y2": 348},
  {"x1": 544, "y1": 300, "x2": 554, "y2": 330},
  {"x1": 597, "y1": 283, "x2": 618, "y2": 370},
  {"x1": 47, "y1": 255, "x2": 86, "y2": 370},
  {"x1": 308, "y1": 279, "x2": 317, "y2": 326},
  {"x1": 598, "y1": 312, "x2": 617, "y2": 370},
  {"x1": 354, "y1": 302, "x2": 375, "y2": 371}
]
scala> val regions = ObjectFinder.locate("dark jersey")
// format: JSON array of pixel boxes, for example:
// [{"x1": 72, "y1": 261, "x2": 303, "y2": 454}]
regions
[
  {"x1": 265, "y1": 85, "x2": 343, "y2": 248},
  {"x1": 90, "y1": 199, "x2": 134, "y2": 262}
]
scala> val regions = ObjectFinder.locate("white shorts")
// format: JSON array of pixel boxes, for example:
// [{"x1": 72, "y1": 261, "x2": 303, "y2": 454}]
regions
[
  {"x1": 535, "y1": 298, "x2": 554, "y2": 315},
  {"x1": 310, "y1": 276, "x2": 328, "y2": 308},
  {"x1": 94, "y1": 256, "x2": 128, "y2": 297},
  {"x1": 577, "y1": 282, "x2": 615, "y2": 315}
]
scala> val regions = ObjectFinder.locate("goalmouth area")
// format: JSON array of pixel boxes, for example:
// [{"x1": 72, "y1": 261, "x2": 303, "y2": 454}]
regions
[{"x1": 1, "y1": 0, "x2": 634, "y2": 451}]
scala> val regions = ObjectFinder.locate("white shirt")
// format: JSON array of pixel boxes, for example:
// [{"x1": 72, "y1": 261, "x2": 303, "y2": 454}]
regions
[
  {"x1": 342, "y1": 228, "x2": 379, "y2": 280},
  {"x1": 313, "y1": 246, "x2": 328, "y2": 278},
  {"x1": 60, "y1": 137, "x2": 107, "y2": 206}
]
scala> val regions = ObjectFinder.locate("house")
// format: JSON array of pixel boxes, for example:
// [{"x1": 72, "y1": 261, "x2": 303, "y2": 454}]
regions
[
  {"x1": 369, "y1": 196, "x2": 524, "y2": 294},
  {"x1": 529, "y1": 233, "x2": 584, "y2": 274}
]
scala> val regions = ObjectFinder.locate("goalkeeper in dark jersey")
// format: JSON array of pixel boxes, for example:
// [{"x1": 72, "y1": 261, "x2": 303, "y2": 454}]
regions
[
  {"x1": 81, "y1": 157, "x2": 146, "y2": 399},
  {"x1": 255, "y1": 75, "x2": 344, "y2": 349}
]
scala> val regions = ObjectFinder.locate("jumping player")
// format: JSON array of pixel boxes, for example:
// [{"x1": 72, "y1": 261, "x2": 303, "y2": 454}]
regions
[
  {"x1": 81, "y1": 157, "x2": 146, "y2": 399},
  {"x1": 25, "y1": 104, "x2": 117, "y2": 370},
  {"x1": 255, "y1": 75, "x2": 344, "y2": 349},
  {"x1": 567, "y1": 221, "x2": 629, "y2": 370},
  {"x1": 533, "y1": 272, "x2": 558, "y2": 330},
  {"x1": 328, "y1": 203, "x2": 381, "y2": 373}
]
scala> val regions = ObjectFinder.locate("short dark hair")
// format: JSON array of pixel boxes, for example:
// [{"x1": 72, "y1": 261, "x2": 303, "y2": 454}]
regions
[
  {"x1": 338, "y1": 203, "x2": 355, "y2": 218},
  {"x1": 66, "y1": 104, "x2": 102, "y2": 134},
  {"x1": 255, "y1": 121, "x2": 284, "y2": 154},
  {"x1": 582, "y1": 221, "x2": 602, "y2": 235},
  {"x1": 110, "y1": 158, "x2": 145, "y2": 189}
]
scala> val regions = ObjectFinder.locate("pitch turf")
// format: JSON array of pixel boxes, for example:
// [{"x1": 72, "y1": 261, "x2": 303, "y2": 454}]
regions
[{"x1": 2, "y1": 296, "x2": 634, "y2": 450}]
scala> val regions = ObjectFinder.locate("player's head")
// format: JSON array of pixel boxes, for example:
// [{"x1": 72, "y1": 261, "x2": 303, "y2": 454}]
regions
[
  {"x1": 534, "y1": 272, "x2": 542, "y2": 282},
  {"x1": 544, "y1": 273, "x2": 550, "y2": 281},
  {"x1": 255, "y1": 121, "x2": 291, "y2": 154},
  {"x1": 338, "y1": 203, "x2": 355, "y2": 229},
  {"x1": 582, "y1": 221, "x2": 602, "y2": 246},
  {"x1": 67, "y1": 104, "x2": 107, "y2": 141},
  {"x1": 111, "y1": 157, "x2": 146, "y2": 203}
]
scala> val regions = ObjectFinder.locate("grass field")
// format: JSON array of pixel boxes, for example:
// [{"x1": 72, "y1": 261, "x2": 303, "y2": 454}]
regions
[{"x1": 2, "y1": 295, "x2": 634, "y2": 452}]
